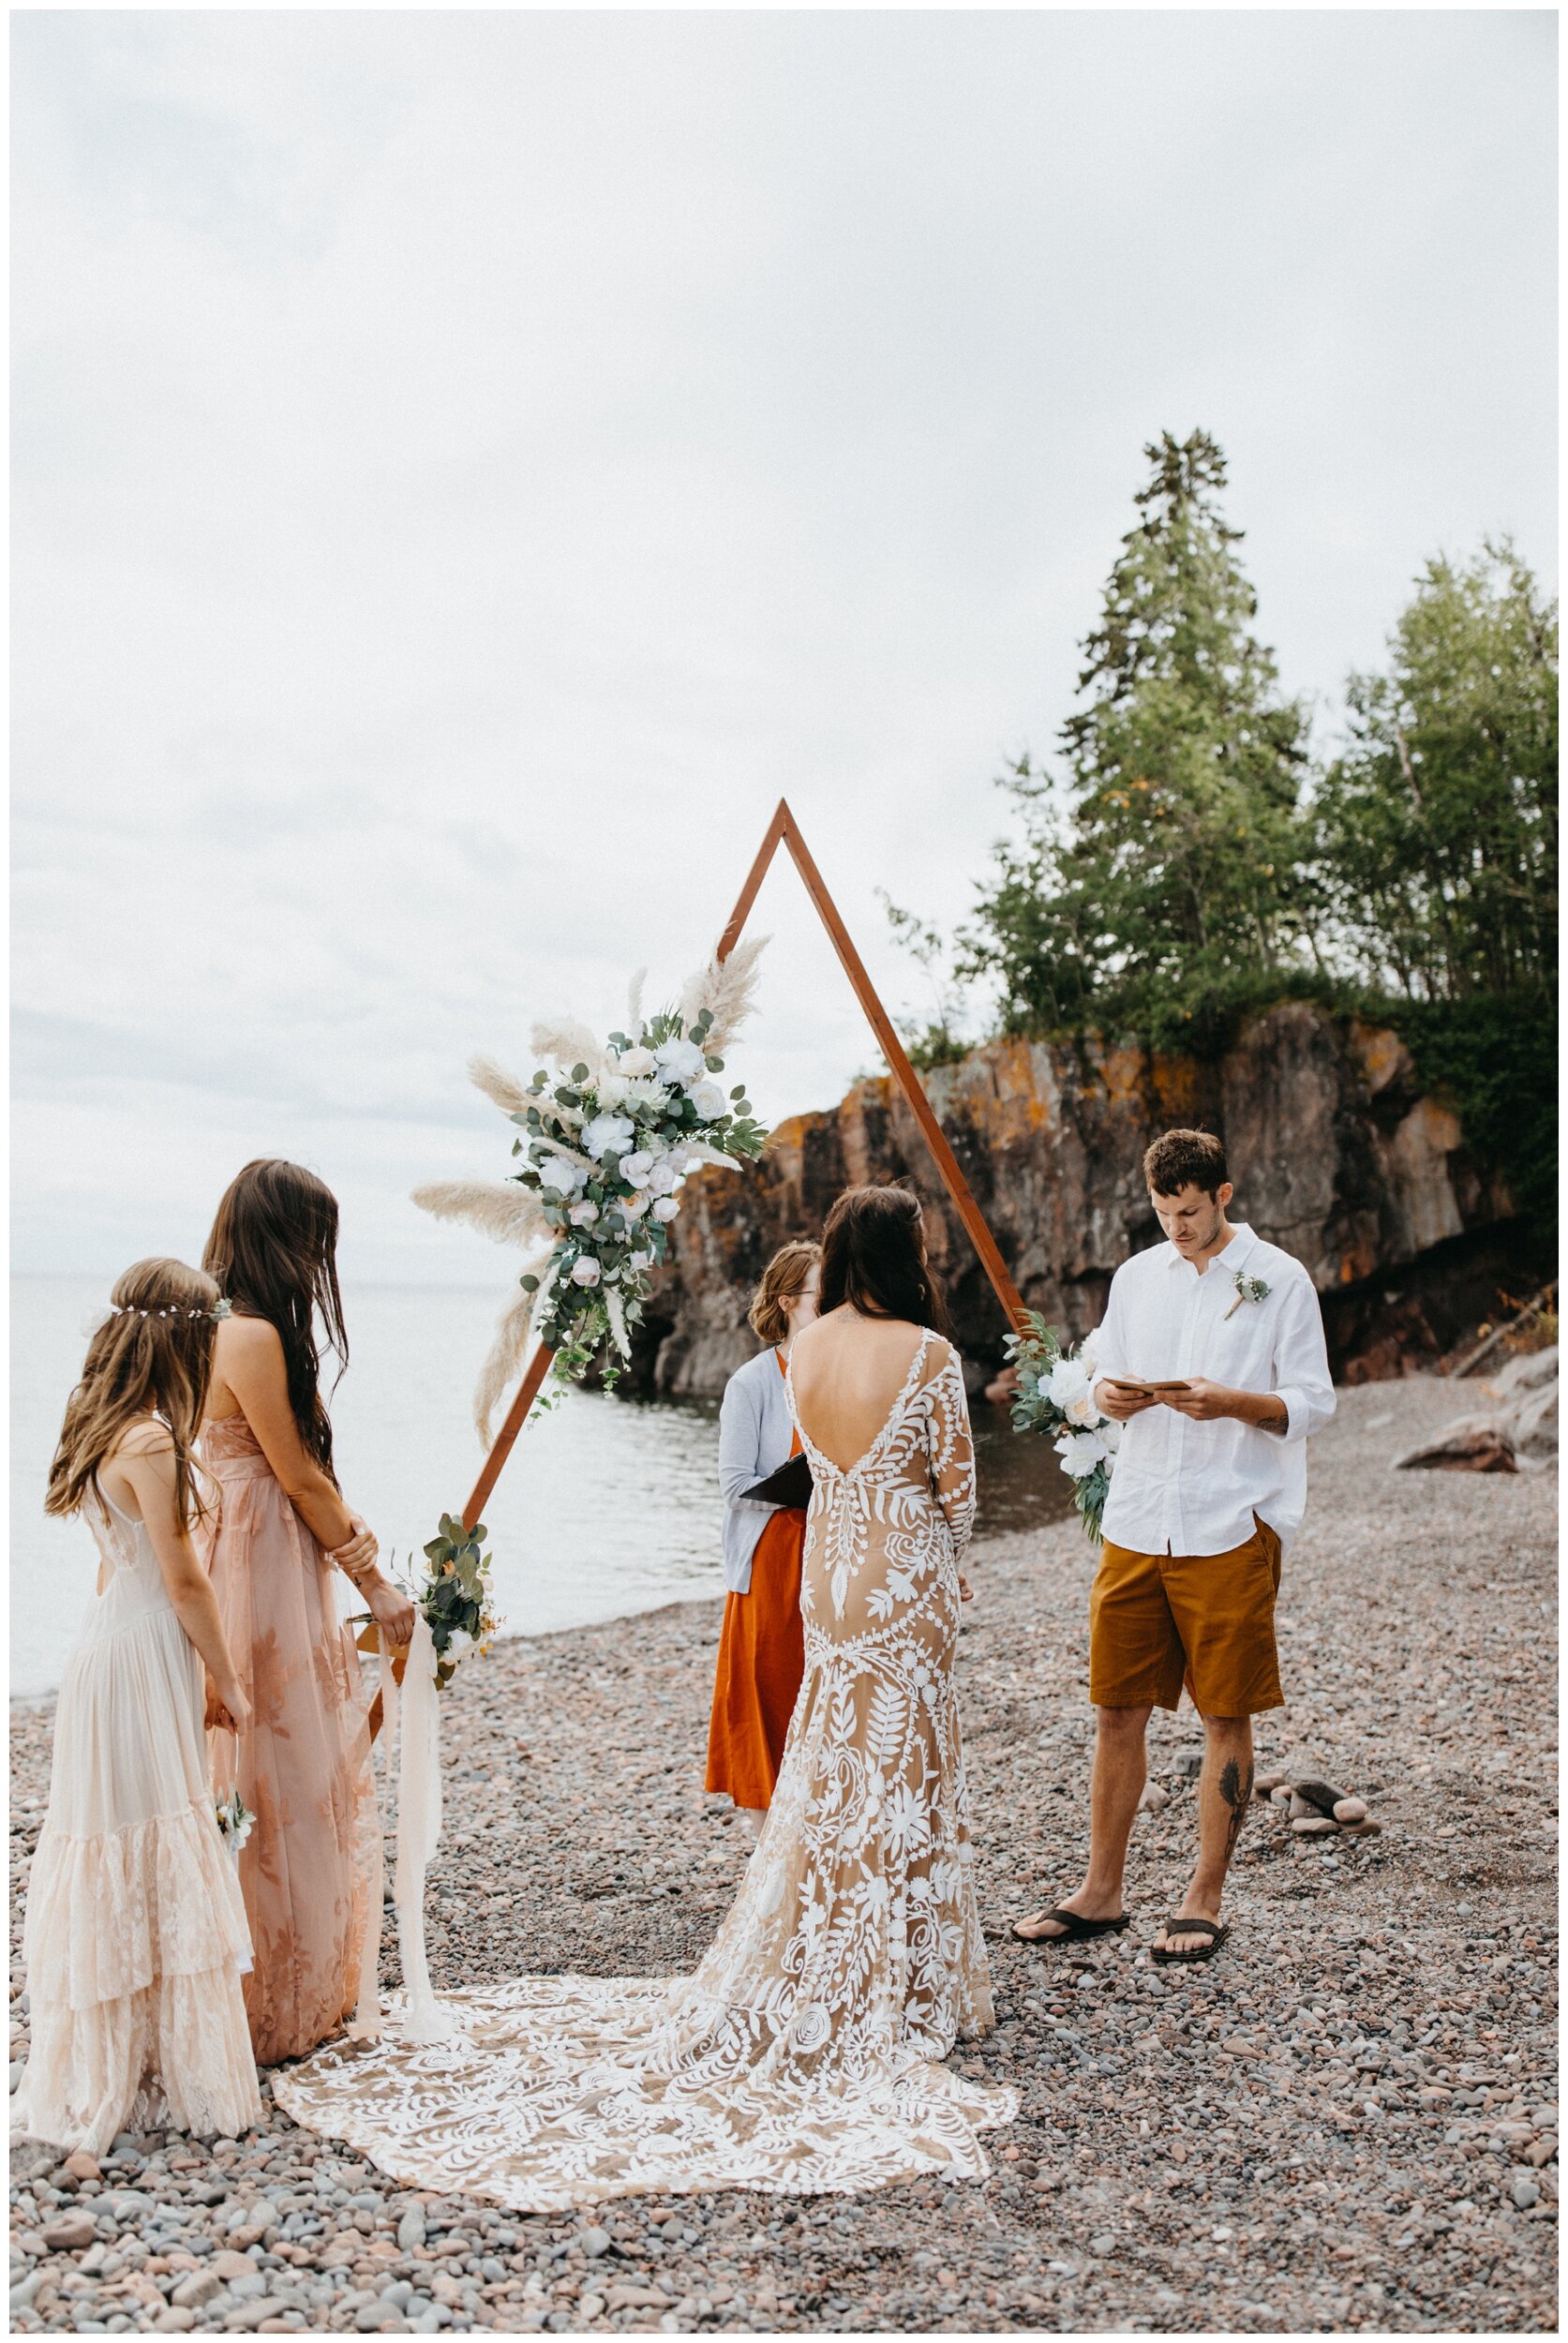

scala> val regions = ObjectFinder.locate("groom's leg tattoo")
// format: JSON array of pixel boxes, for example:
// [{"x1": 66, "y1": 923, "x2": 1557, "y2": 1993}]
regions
[{"x1": 1219, "y1": 1757, "x2": 1253, "y2": 1865}]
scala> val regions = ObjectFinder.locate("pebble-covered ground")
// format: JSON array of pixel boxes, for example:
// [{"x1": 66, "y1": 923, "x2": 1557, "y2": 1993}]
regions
[{"x1": 10, "y1": 1377, "x2": 1558, "y2": 2335}]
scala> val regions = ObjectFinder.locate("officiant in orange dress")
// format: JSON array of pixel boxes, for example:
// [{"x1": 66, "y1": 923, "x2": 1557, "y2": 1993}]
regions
[{"x1": 706, "y1": 1242, "x2": 820, "y2": 1830}]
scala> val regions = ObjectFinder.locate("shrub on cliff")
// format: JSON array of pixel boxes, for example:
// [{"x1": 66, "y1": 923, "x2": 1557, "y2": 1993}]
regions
[{"x1": 1313, "y1": 541, "x2": 1557, "y2": 1005}]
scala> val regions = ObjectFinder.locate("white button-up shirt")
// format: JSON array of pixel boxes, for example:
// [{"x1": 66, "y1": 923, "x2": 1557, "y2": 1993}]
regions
[{"x1": 1094, "y1": 1223, "x2": 1335, "y2": 1559}]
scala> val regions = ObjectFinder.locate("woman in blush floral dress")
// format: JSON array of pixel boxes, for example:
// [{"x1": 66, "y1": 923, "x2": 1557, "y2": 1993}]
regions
[{"x1": 202, "y1": 1160, "x2": 414, "y2": 2066}]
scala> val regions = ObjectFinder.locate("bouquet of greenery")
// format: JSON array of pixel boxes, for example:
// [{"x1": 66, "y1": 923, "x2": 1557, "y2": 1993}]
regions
[
  {"x1": 1004, "y1": 1311, "x2": 1120, "y2": 1543},
  {"x1": 414, "y1": 1516, "x2": 500, "y2": 1692}
]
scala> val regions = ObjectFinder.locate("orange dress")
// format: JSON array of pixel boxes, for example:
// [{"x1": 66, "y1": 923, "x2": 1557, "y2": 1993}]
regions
[{"x1": 705, "y1": 1356, "x2": 807, "y2": 1812}]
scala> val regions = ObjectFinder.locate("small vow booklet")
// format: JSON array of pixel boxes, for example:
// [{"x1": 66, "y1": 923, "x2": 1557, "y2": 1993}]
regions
[
  {"x1": 742, "y1": 1455, "x2": 814, "y2": 1508},
  {"x1": 1103, "y1": 1376, "x2": 1191, "y2": 1398}
]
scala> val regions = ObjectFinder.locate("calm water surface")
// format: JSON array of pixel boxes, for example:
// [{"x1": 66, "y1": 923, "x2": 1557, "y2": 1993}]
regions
[{"x1": 10, "y1": 1277, "x2": 1072, "y2": 1697}]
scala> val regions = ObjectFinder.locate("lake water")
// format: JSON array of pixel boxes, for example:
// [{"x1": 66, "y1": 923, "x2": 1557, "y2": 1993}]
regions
[{"x1": 10, "y1": 1276, "x2": 1072, "y2": 1697}]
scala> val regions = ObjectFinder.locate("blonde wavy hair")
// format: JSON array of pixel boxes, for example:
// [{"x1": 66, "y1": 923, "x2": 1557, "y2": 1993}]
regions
[
  {"x1": 46, "y1": 1258, "x2": 221, "y2": 1532},
  {"x1": 748, "y1": 1240, "x2": 822, "y2": 1348}
]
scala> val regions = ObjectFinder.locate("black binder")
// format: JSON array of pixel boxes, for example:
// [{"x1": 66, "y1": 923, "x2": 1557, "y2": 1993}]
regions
[{"x1": 741, "y1": 1453, "x2": 814, "y2": 1509}]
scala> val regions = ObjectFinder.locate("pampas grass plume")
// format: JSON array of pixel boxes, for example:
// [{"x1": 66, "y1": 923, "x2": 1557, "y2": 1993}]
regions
[
  {"x1": 411, "y1": 1180, "x2": 548, "y2": 1248},
  {"x1": 679, "y1": 933, "x2": 768, "y2": 1052}
]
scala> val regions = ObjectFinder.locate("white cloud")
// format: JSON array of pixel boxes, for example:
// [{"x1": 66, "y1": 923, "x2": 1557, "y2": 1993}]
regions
[{"x1": 11, "y1": 10, "x2": 1555, "y2": 1275}]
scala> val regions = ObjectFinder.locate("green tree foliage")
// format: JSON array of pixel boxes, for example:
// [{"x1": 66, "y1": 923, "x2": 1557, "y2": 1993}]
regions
[
  {"x1": 959, "y1": 430, "x2": 1314, "y2": 1048},
  {"x1": 891, "y1": 434, "x2": 1558, "y2": 1226},
  {"x1": 1312, "y1": 541, "x2": 1557, "y2": 1001}
]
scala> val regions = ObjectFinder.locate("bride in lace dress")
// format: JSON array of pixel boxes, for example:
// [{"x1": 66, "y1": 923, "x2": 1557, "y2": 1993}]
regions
[{"x1": 274, "y1": 1185, "x2": 1017, "y2": 2204}]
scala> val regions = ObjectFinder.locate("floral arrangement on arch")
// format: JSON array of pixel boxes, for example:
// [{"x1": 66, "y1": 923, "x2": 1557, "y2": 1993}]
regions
[
  {"x1": 413, "y1": 938, "x2": 769, "y2": 1437},
  {"x1": 1004, "y1": 1313, "x2": 1120, "y2": 1543}
]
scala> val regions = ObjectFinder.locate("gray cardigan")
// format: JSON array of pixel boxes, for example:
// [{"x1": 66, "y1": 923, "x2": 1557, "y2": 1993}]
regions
[{"x1": 718, "y1": 1346, "x2": 799, "y2": 1594}]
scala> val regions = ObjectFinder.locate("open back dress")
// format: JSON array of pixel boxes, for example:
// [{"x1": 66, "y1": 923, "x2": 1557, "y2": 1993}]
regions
[{"x1": 273, "y1": 1328, "x2": 1015, "y2": 2205}]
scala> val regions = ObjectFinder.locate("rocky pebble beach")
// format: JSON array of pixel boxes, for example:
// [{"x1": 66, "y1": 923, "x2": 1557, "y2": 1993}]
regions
[{"x1": 10, "y1": 1375, "x2": 1557, "y2": 2334}]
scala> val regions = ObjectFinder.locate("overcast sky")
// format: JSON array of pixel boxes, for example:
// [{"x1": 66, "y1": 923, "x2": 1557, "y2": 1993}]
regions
[{"x1": 12, "y1": 9, "x2": 1556, "y2": 1288}]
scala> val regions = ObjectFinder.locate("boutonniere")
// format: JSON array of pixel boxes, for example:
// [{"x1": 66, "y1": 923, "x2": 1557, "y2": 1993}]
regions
[{"x1": 1224, "y1": 1270, "x2": 1271, "y2": 1321}]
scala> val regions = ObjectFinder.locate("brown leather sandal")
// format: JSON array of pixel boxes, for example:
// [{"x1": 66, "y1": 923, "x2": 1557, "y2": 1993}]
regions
[
  {"x1": 1010, "y1": 1907, "x2": 1130, "y2": 1947},
  {"x1": 1151, "y1": 1916, "x2": 1230, "y2": 1964}
]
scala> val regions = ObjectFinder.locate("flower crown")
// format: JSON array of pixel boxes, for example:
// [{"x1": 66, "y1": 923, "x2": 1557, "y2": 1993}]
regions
[{"x1": 82, "y1": 1297, "x2": 233, "y2": 1335}]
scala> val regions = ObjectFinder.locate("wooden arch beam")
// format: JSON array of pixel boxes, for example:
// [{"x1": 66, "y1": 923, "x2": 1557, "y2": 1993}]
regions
[
  {"x1": 717, "y1": 799, "x2": 1027, "y2": 1336},
  {"x1": 459, "y1": 796, "x2": 1025, "y2": 1534}
]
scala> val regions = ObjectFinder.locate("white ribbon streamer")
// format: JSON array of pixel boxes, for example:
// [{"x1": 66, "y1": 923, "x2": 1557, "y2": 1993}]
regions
[{"x1": 379, "y1": 1613, "x2": 464, "y2": 2046}]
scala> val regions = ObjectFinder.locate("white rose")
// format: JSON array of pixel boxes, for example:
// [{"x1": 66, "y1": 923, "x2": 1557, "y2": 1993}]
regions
[
  {"x1": 627, "y1": 1248, "x2": 652, "y2": 1274},
  {"x1": 653, "y1": 1036, "x2": 706, "y2": 1084},
  {"x1": 620, "y1": 1149, "x2": 654, "y2": 1185},
  {"x1": 620, "y1": 1190, "x2": 650, "y2": 1220},
  {"x1": 622, "y1": 1079, "x2": 672, "y2": 1113},
  {"x1": 582, "y1": 1112, "x2": 636, "y2": 1162},
  {"x1": 665, "y1": 1144, "x2": 694, "y2": 1175},
  {"x1": 570, "y1": 1257, "x2": 602, "y2": 1287},
  {"x1": 689, "y1": 1078, "x2": 727, "y2": 1121},
  {"x1": 647, "y1": 1161, "x2": 679, "y2": 1196},
  {"x1": 650, "y1": 1197, "x2": 679, "y2": 1223},
  {"x1": 596, "y1": 1072, "x2": 631, "y2": 1108},
  {"x1": 1063, "y1": 1390, "x2": 1098, "y2": 1428},
  {"x1": 536, "y1": 1156, "x2": 581, "y2": 1195},
  {"x1": 617, "y1": 1046, "x2": 656, "y2": 1077},
  {"x1": 1047, "y1": 1357, "x2": 1091, "y2": 1410},
  {"x1": 568, "y1": 1200, "x2": 600, "y2": 1227},
  {"x1": 1078, "y1": 1329, "x2": 1101, "y2": 1371},
  {"x1": 1054, "y1": 1427, "x2": 1105, "y2": 1481}
]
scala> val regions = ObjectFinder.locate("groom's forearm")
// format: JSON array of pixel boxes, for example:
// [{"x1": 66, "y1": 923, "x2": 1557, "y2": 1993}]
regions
[{"x1": 1225, "y1": 1387, "x2": 1288, "y2": 1434}]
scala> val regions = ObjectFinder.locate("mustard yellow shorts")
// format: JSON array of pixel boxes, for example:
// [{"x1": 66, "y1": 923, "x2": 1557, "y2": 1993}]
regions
[{"x1": 1089, "y1": 1515, "x2": 1284, "y2": 1717}]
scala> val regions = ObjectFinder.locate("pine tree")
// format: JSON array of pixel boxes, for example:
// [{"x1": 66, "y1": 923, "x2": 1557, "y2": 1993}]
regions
[{"x1": 962, "y1": 430, "x2": 1313, "y2": 1045}]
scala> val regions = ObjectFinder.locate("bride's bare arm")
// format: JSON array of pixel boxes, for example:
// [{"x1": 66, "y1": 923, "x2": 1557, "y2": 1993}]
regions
[{"x1": 925, "y1": 1341, "x2": 978, "y2": 1576}]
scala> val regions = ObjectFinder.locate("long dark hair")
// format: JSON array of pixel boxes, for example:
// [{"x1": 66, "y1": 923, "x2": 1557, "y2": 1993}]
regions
[
  {"x1": 203, "y1": 1159, "x2": 347, "y2": 1477},
  {"x1": 47, "y1": 1258, "x2": 219, "y2": 1531},
  {"x1": 817, "y1": 1185, "x2": 948, "y2": 1333}
]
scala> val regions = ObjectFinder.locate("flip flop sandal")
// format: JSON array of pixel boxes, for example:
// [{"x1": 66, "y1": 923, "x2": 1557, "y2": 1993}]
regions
[
  {"x1": 1010, "y1": 1908, "x2": 1130, "y2": 1948},
  {"x1": 1151, "y1": 1916, "x2": 1230, "y2": 1965}
]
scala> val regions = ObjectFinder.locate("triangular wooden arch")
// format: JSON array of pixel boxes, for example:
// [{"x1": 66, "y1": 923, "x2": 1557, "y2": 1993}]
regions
[{"x1": 461, "y1": 798, "x2": 1027, "y2": 1532}]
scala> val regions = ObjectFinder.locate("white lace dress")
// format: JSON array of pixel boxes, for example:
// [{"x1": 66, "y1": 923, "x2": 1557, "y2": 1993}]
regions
[
  {"x1": 273, "y1": 1331, "x2": 1017, "y2": 2206},
  {"x1": 12, "y1": 1490, "x2": 260, "y2": 2156}
]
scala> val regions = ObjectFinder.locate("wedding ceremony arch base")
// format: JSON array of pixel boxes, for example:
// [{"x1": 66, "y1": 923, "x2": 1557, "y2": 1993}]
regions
[
  {"x1": 455, "y1": 795, "x2": 1028, "y2": 1545},
  {"x1": 359, "y1": 800, "x2": 1035, "y2": 2013}
]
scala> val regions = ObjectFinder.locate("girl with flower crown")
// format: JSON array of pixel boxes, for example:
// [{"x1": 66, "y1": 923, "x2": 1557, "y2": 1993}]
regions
[
  {"x1": 13, "y1": 1259, "x2": 261, "y2": 2156},
  {"x1": 202, "y1": 1159, "x2": 414, "y2": 2065}
]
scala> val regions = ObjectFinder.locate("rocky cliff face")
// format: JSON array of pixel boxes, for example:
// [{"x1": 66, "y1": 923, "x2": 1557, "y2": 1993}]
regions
[{"x1": 624, "y1": 1003, "x2": 1538, "y2": 1398}]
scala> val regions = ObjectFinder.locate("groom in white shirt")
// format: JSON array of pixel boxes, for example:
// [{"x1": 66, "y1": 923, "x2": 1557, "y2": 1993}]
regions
[{"x1": 1013, "y1": 1127, "x2": 1335, "y2": 1964}]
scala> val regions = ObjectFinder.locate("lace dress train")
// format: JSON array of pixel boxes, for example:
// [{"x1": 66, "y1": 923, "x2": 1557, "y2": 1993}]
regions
[{"x1": 274, "y1": 1333, "x2": 1016, "y2": 2204}]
